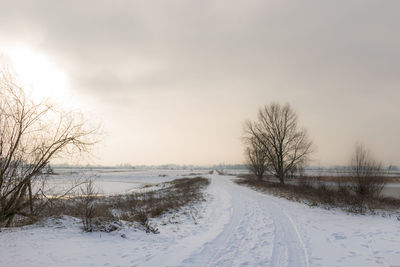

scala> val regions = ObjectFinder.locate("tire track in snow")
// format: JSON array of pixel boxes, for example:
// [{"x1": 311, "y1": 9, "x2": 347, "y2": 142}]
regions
[
  {"x1": 181, "y1": 174, "x2": 309, "y2": 267},
  {"x1": 283, "y1": 210, "x2": 310, "y2": 267},
  {"x1": 269, "y1": 199, "x2": 309, "y2": 267}
]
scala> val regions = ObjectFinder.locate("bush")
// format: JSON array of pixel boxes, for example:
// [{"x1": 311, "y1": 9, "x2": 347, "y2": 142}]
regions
[
  {"x1": 79, "y1": 179, "x2": 98, "y2": 232},
  {"x1": 350, "y1": 144, "x2": 386, "y2": 200}
]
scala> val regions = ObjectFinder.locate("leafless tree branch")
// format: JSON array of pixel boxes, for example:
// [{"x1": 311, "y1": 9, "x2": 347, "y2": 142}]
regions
[
  {"x1": 244, "y1": 103, "x2": 313, "y2": 184},
  {"x1": 0, "y1": 67, "x2": 100, "y2": 226}
]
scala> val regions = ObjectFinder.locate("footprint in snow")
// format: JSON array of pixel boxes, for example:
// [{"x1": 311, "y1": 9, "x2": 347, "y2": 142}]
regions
[{"x1": 332, "y1": 232, "x2": 347, "y2": 240}]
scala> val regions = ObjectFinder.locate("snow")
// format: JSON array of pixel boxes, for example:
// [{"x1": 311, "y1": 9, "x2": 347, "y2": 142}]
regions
[
  {"x1": 1, "y1": 171, "x2": 400, "y2": 266},
  {"x1": 43, "y1": 168, "x2": 210, "y2": 195}
]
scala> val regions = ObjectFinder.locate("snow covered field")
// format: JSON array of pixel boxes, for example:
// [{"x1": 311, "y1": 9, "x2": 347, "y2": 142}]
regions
[
  {"x1": 43, "y1": 168, "x2": 211, "y2": 195},
  {"x1": 1, "y1": 171, "x2": 400, "y2": 266}
]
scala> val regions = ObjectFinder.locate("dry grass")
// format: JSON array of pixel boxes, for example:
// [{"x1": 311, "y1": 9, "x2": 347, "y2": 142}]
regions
[
  {"x1": 235, "y1": 176, "x2": 400, "y2": 215},
  {"x1": 16, "y1": 177, "x2": 210, "y2": 232},
  {"x1": 87, "y1": 177, "x2": 209, "y2": 232},
  {"x1": 237, "y1": 173, "x2": 400, "y2": 184},
  {"x1": 299, "y1": 175, "x2": 400, "y2": 183},
  {"x1": 110, "y1": 177, "x2": 210, "y2": 219}
]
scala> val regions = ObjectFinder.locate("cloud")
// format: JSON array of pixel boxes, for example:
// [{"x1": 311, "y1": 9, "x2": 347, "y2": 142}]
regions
[{"x1": 0, "y1": 0, "x2": 399, "y2": 165}]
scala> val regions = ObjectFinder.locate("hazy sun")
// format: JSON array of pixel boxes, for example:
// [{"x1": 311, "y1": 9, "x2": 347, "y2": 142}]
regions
[{"x1": 2, "y1": 46, "x2": 69, "y2": 103}]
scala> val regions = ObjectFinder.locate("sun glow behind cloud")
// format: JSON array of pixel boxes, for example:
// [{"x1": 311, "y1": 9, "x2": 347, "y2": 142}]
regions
[
  {"x1": 1, "y1": 1, "x2": 399, "y2": 166},
  {"x1": 2, "y1": 46, "x2": 70, "y2": 105}
]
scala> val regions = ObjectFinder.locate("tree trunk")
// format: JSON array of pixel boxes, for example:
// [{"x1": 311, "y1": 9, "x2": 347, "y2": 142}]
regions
[
  {"x1": 5, "y1": 215, "x2": 14, "y2": 227},
  {"x1": 278, "y1": 170, "x2": 285, "y2": 184},
  {"x1": 28, "y1": 179, "x2": 33, "y2": 215}
]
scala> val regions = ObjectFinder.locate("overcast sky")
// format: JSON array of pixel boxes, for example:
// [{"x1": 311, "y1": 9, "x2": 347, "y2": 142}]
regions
[{"x1": 0, "y1": 0, "x2": 399, "y2": 166}]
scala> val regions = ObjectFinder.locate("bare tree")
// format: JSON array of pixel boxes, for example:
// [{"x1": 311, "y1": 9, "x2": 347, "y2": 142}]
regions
[
  {"x1": 245, "y1": 103, "x2": 313, "y2": 184},
  {"x1": 350, "y1": 143, "x2": 386, "y2": 200},
  {"x1": 79, "y1": 178, "x2": 98, "y2": 232},
  {"x1": 243, "y1": 135, "x2": 268, "y2": 180},
  {"x1": 0, "y1": 68, "x2": 99, "y2": 226}
]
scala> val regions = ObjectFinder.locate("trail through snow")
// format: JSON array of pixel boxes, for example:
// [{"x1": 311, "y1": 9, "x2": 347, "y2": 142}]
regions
[
  {"x1": 180, "y1": 173, "x2": 309, "y2": 267},
  {"x1": 1, "y1": 172, "x2": 400, "y2": 267}
]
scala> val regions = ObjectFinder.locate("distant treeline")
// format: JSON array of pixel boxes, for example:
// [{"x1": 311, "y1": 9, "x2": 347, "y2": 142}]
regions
[
  {"x1": 51, "y1": 163, "x2": 248, "y2": 170},
  {"x1": 51, "y1": 164, "x2": 399, "y2": 172}
]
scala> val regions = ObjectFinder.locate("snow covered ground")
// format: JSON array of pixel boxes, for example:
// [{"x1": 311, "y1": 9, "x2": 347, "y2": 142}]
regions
[
  {"x1": 43, "y1": 168, "x2": 210, "y2": 195},
  {"x1": 1, "y1": 171, "x2": 400, "y2": 266}
]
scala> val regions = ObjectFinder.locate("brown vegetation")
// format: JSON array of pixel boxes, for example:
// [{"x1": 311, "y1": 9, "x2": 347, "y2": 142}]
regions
[
  {"x1": 36, "y1": 177, "x2": 210, "y2": 232},
  {"x1": 349, "y1": 143, "x2": 387, "y2": 200},
  {"x1": 298, "y1": 175, "x2": 399, "y2": 184},
  {"x1": 235, "y1": 176, "x2": 400, "y2": 215}
]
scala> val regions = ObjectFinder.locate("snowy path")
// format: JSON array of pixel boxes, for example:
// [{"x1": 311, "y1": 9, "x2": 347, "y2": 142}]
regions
[
  {"x1": 1, "y1": 172, "x2": 400, "y2": 267},
  {"x1": 182, "y1": 174, "x2": 308, "y2": 267}
]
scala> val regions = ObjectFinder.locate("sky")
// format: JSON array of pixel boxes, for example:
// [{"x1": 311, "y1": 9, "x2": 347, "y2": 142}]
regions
[{"x1": 0, "y1": 0, "x2": 399, "y2": 166}]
